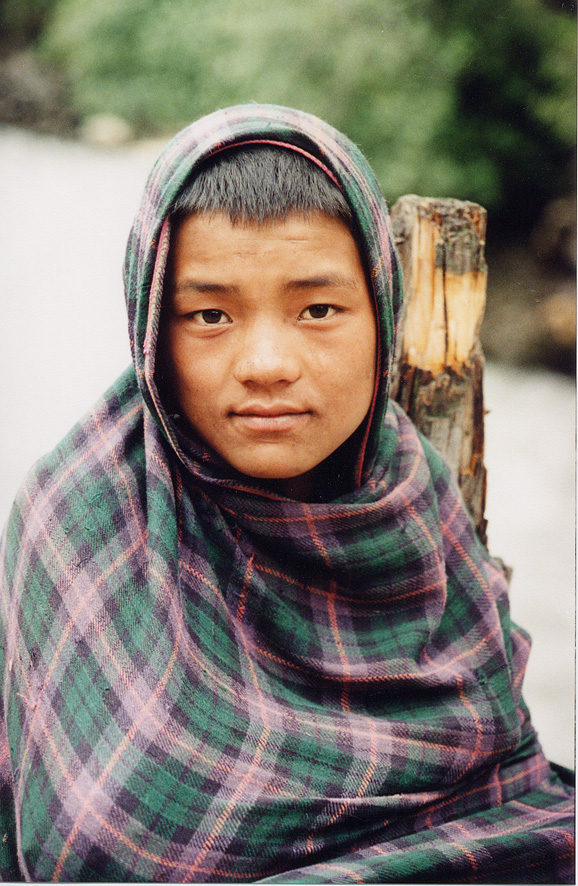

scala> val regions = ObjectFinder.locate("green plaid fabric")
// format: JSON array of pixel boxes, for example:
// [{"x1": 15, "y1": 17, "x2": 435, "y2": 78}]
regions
[{"x1": 0, "y1": 105, "x2": 574, "y2": 882}]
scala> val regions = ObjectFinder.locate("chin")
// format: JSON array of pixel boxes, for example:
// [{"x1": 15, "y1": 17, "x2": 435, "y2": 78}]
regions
[
  {"x1": 230, "y1": 455, "x2": 316, "y2": 482},
  {"x1": 221, "y1": 445, "x2": 312, "y2": 482},
  {"x1": 239, "y1": 465, "x2": 309, "y2": 481},
  {"x1": 236, "y1": 462, "x2": 317, "y2": 502}
]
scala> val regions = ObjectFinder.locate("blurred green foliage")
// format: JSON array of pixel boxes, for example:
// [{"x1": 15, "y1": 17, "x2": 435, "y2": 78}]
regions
[
  {"x1": 0, "y1": 0, "x2": 58, "y2": 47},
  {"x1": 2, "y1": 0, "x2": 575, "y2": 225}
]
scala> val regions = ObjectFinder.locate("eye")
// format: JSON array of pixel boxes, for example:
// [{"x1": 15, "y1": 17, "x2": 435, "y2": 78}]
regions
[
  {"x1": 300, "y1": 304, "x2": 339, "y2": 320},
  {"x1": 190, "y1": 309, "x2": 231, "y2": 326}
]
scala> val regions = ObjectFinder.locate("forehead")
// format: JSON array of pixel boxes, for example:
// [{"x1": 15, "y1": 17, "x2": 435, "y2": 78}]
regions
[{"x1": 168, "y1": 210, "x2": 368, "y2": 288}]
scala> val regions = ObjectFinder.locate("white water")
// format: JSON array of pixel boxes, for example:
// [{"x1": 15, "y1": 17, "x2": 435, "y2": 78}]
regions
[{"x1": 1, "y1": 127, "x2": 574, "y2": 768}]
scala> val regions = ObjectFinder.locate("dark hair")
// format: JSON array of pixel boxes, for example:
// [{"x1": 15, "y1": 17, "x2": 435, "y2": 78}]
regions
[{"x1": 171, "y1": 145, "x2": 353, "y2": 226}]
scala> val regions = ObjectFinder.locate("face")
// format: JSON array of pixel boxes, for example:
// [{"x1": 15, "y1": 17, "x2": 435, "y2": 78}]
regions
[{"x1": 162, "y1": 211, "x2": 376, "y2": 494}]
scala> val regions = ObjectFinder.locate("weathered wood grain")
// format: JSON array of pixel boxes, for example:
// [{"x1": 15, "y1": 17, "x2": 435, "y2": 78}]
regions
[{"x1": 390, "y1": 196, "x2": 488, "y2": 544}]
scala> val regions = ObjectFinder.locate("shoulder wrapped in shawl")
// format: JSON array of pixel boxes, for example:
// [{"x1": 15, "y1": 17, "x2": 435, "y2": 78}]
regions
[{"x1": 0, "y1": 104, "x2": 574, "y2": 883}]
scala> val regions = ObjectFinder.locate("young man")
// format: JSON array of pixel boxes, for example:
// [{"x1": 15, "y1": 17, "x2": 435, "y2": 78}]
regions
[{"x1": 0, "y1": 104, "x2": 574, "y2": 882}]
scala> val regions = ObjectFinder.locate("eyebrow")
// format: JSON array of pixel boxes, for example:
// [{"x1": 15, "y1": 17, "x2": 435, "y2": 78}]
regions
[
  {"x1": 284, "y1": 275, "x2": 359, "y2": 291},
  {"x1": 173, "y1": 281, "x2": 240, "y2": 296},
  {"x1": 173, "y1": 275, "x2": 358, "y2": 296}
]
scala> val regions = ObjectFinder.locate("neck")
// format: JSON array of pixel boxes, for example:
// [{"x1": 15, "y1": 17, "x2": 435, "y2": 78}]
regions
[
  {"x1": 275, "y1": 471, "x2": 316, "y2": 503},
  {"x1": 266, "y1": 428, "x2": 363, "y2": 503}
]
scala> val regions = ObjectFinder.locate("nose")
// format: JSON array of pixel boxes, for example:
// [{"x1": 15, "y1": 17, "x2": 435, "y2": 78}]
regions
[{"x1": 233, "y1": 321, "x2": 301, "y2": 387}]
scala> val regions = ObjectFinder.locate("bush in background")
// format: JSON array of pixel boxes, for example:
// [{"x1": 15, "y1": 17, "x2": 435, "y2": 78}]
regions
[
  {"x1": 0, "y1": 0, "x2": 58, "y2": 48},
  {"x1": 23, "y1": 0, "x2": 575, "y2": 228}
]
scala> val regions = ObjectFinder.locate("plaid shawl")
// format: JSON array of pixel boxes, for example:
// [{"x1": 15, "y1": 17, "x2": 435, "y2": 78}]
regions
[{"x1": 0, "y1": 105, "x2": 574, "y2": 883}]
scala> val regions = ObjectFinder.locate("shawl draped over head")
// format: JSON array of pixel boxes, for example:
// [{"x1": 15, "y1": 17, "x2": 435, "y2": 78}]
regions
[{"x1": 0, "y1": 104, "x2": 574, "y2": 883}]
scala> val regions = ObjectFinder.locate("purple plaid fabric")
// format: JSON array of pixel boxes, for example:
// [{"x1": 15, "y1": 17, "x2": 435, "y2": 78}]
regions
[{"x1": 0, "y1": 105, "x2": 574, "y2": 883}]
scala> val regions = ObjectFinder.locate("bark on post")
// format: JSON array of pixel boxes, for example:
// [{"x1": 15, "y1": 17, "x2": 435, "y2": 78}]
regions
[{"x1": 389, "y1": 196, "x2": 488, "y2": 544}]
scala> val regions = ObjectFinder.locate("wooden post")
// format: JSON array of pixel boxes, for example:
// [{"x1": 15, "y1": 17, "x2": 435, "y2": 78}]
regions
[{"x1": 389, "y1": 196, "x2": 488, "y2": 544}]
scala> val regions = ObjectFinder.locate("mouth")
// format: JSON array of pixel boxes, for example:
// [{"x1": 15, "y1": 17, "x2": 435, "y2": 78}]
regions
[{"x1": 231, "y1": 404, "x2": 310, "y2": 433}]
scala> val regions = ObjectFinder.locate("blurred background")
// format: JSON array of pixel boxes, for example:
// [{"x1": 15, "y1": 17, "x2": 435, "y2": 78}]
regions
[{"x1": 0, "y1": 0, "x2": 575, "y2": 767}]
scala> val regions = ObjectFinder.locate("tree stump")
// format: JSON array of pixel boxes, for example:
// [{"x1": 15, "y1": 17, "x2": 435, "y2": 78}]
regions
[{"x1": 389, "y1": 196, "x2": 488, "y2": 545}]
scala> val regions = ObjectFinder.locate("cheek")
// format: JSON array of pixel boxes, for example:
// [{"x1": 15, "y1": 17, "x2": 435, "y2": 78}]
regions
[
  {"x1": 167, "y1": 329, "x2": 215, "y2": 391},
  {"x1": 161, "y1": 336, "x2": 201, "y2": 419},
  {"x1": 331, "y1": 321, "x2": 376, "y2": 397},
  {"x1": 313, "y1": 337, "x2": 375, "y2": 436},
  {"x1": 174, "y1": 361, "x2": 221, "y2": 417}
]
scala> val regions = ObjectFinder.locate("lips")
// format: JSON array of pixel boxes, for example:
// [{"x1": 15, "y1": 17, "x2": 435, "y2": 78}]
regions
[
  {"x1": 234, "y1": 403, "x2": 306, "y2": 417},
  {"x1": 231, "y1": 403, "x2": 310, "y2": 433}
]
